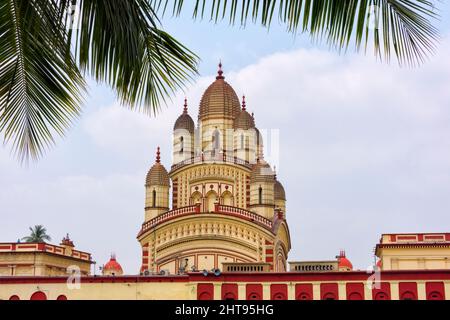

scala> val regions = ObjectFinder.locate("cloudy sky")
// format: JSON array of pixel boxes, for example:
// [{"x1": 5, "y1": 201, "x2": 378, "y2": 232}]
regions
[{"x1": 1, "y1": 4, "x2": 450, "y2": 273}]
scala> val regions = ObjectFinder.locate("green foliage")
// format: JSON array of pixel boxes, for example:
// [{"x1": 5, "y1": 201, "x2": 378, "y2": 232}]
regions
[{"x1": 22, "y1": 225, "x2": 52, "y2": 243}]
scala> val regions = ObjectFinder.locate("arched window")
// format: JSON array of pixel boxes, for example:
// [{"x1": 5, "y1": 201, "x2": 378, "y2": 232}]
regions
[
  {"x1": 212, "y1": 128, "x2": 220, "y2": 154},
  {"x1": 56, "y1": 295, "x2": 68, "y2": 300},
  {"x1": 152, "y1": 190, "x2": 156, "y2": 207},
  {"x1": 9, "y1": 295, "x2": 20, "y2": 300},
  {"x1": 258, "y1": 186, "x2": 263, "y2": 205},
  {"x1": 180, "y1": 136, "x2": 184, "y2": 153},
  {"x1": 240, "y1": 134, "x2": 244, "y2": 149}
]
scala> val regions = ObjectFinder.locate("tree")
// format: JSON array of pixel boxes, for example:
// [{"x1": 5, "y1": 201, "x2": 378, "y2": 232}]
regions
[
  {"x1": 0, "y1": 0, "x2": 439, "y2": 161},
  {"x1": 22, "y1": 225, "x2": 52, "y2": 243}
]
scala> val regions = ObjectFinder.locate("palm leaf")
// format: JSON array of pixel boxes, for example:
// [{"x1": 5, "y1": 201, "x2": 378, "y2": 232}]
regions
[
  {"x1": 162, "y1": 0, "x2": 439, "y2": 66},
  {"x1": 0, "y1": 0, "x2": 85, "y2": 162},
  {"x1": 73, "y1": 0, "x2": 199, "y2": 114}
]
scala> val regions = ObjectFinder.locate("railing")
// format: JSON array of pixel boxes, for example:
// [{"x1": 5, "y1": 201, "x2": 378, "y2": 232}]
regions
[
  {"x1": 171, "y1": 154, "x2": 254, "y2": 172},
  {"x1": 215, "y1": 204, "x2": 273, "y2": 229},
  {"x1": 140, "y1": 205, "x2": 200, "y2": 234},
  {"x1": 138, "y1": 204, "x2": 273, "y2": 236}
]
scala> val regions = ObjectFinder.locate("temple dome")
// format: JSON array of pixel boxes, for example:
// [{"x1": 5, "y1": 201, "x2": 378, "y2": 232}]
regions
[
  {"x1": 103, "y1": 254, "x2": 123, "y2": 275},
  {"x1": 337, "y1": 251, "x2": 353, "y2": 271},
  {"x1": 234, "y1": 96, "x2": 255, "y2": 130},
  {"x1": 145, "y1": 147, "x2": 170, "y2": 186},
  {"x1": 198, "y1": 63, "x2": 241, "y2": 121},
  {"x1": 251, "y1": 159, "x2": 275, "y2": 183},
  {"x1": 174, "y1": 99, "x2": 195, "y2": 133},
  {"x1": 274, "y1": 180, "x2": 286, "y2": 200}
]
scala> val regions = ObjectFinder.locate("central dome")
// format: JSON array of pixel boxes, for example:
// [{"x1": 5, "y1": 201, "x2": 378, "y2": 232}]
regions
[{"x1": 198, "y1": 63, "x2": 241, "y2": 121}]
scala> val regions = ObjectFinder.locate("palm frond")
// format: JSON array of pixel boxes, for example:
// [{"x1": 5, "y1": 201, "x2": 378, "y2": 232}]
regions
[
  {"x1": 74, "y1": 0, "x2": 198, "y2": 114},
  {"x1": 162, "y1": 0, "x2": 439, "y2": 66},
  {"x1": 0, "y1": 0, "x2": 85, "y2": 162}
]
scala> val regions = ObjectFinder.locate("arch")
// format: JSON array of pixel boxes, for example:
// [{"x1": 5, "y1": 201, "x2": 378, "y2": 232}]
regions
[
  {"x1": 323, "y1": 292, "x2": 336, "y2": 300},
  {"x1": 258, "y1": 186, "x2": 263, "y2": 205},
  {"x1": 428, "y1": 291, "x2": 444, "y2": 300},
  {"x1": 180, "y1": 136, "x2": 184, "y2": 153},
  {"x1": 152, "y1": 189, "x2": 156, "y2": 207},
  {"x1": 206, "y1": 191, "x2": 218, "y2": 212},
  {"x1": 212, "y1": 128, "x2": 220, "y2": 155},
  {"x1": 198, "y1": 292, "x2": 212, "y2": 300},
  {"x1": 247, "y1": 292, "x2": 261, "y2": 300},
  {"x1": 348, "y1": 292, "x2": 363, "y2": 300},
  {"x1": 191, "y1": 191, "x2": 202, "y2": 205},
  {"x1": 296, "y1": 292, "x2": 311, "y2": 300},
  {"x1": 272, "y1": 292, "x2": 286, "y2": 300},
  {"x1": 56, "y1": 295, "x2": 68, "y2": 300},
  {"x1": 221, "y1": 191, "x2": 232, "y2": 206},
  {"x1": 374, "y1": 292, "x2": 389, "y2": 300},
  {"x1": 197, "y1": 283, "x2": 213, "y2": 300},
  {"x1": 400, "y1": 291, "x2": 416, "y2": 300},
  {"x1": 30, "y1": 291, "x2": 47, "y2": 300},
  {"x1": 9, "y1": 295, "x2": 20, "y2": 300},
  {"x1": 223, "y1": 292, "x2": 236, "y2": 300}
]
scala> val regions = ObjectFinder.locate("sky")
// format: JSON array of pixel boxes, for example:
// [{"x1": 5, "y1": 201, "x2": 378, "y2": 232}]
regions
[{"x1": 1, "y1": 3, "x2": 450, "y2": 274}]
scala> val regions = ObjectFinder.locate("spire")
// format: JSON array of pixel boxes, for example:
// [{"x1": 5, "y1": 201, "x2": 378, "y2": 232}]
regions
[
  {"x1": 242, "y1": 95, "x2": 246, "y2": 111},
  {"x1": 216, "y1": 61, "x2": 224, "y2": 80},
  {"x1": 183, "y1": 98, "x2": 188, "y2": 114},
  {"x1": 156, "y1": 146, "x2": 161, "y2": 163}
]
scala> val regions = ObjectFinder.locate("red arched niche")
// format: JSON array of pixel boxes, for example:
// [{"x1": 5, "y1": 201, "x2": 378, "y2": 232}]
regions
[
  {"x1": 321, "y1": 283, "x2": 338, "y2": 300},
  {"x1": 346, "y1": 283, "x2": 365, "y2": 300},
  {"x1": 270, "y1": 284, "x2": 287, "y2": 300},
  {"x1": 9, "y1": 295, "x2": 20, "y2": 300},
  {"x1": 295, "y1": 283, "x2": 313, "y2": 300},
  {"x1": 372, "y1": 282, "x2": 391, "y2": 300},
  {"x1": 30, "y1": 291, "x2": 47, "y2": 300},
  {"x1": 426, "y1": 282, "x2": 445, "y2": 300},
  {"x1": 246, "y1": 284, "x2": 262, "y2": 300},
  {"x1": 221, "y1": 283, "x2": 238, "y2": 300},
  {"x1": 399, "y1": 282, "x2": 417, "y2": 300},
  {"x1": 197, "y1": 283, "x2": 214, "y2": 300}
]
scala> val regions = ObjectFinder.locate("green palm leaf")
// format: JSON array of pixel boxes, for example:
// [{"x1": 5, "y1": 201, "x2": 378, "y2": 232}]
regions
[
  {"x1": 164, "y1": 0, "x2": 439, "y2": 66},
  {"x1": 0, "y1": 0, "x2": 85, "y2": 162}
]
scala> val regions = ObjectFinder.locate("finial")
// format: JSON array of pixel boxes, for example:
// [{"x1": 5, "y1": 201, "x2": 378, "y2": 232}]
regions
[
  {"x1": 183, "y1": 98, "x2": 188, "y2": 114},
  {"x1": 111, "y1": 253, "x2": 116, "y2": 260},
  {"x1": 216, "y1": 61, "x2": 224, "y2": 80},
  {"x1": 242, "y1": 95, "x2": 246, "y2": 111},
  {"x1": 251, "y1": 112, "x2": 254, "y2": 119},
  {"x1": 156, "y1": 146, "x2": 161, "y2": 163}
]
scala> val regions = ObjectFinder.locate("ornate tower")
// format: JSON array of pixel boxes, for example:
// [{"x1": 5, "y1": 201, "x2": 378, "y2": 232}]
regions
[
  {"x1": 144, "y1": 147, "x2": 170, "y2": 221},
  {"x1": 137, "y1": 63, "x2": 290, "y2": 274}
]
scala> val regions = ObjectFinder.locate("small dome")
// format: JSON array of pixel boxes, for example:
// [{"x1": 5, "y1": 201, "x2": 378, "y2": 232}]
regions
[
  {"x1": 174, "y1": 99, "x2": 195, "y2": 133},
  {"x1": 338, "y1": 251, "x2": 353, "y2": 271},
  {"x1": 198, "y1": 63, "x2": 241, "y2": 121},
  {"x1": 146, "y1": 147, "x2": 170, "y2": 186},
  {"x1": 234, "y1": 96, "x2": 255, "y2": 130},
  {"x1": 251, "y1": 159, "x2": 275, "y2": 183},
  {"x1": 274, "y1": 180, "x2": 286, "y2": 200},
  {"x1": 103, "y1": 254, "x2": 123, "y2": 275}
]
